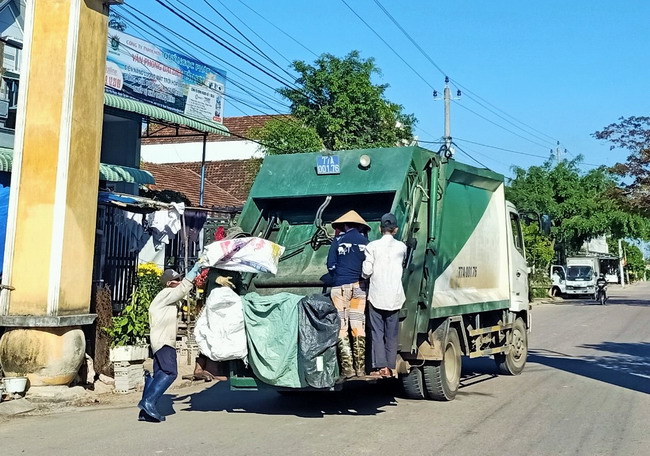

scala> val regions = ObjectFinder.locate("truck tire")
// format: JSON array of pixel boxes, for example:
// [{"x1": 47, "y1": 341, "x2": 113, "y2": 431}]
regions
[
  {"x1": 400, "y1": 366, "x2": 426, "y2": 400},
  {"x1": 494, "y1": 317, "x2": 527, "y2": 375},
  {"x1": 422, "y1": 327, "x2": 462, "y2": 401}
]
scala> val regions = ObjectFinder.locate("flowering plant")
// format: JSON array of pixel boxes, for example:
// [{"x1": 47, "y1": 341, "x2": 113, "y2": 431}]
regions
[{"x1": 104, "y1": 263, "x2": 163, "y2": 347}]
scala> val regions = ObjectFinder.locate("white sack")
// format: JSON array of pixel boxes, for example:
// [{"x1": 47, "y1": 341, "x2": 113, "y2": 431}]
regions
[
  {"x1": 194, "y1": 287, "x2": 248, "y2": 362},
  {"x1": 202, "y1": 237, "x2": 285, "y2": 274}
]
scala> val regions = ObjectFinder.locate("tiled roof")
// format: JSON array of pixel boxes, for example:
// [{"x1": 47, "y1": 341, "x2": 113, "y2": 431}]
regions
[
  {"x1": 141, "y1": 114, "x2": 288, "y2": 145},
  {"x1": 172, "y1": 159, "x2": 262, "y2": 204},
  {"x1": 142, "y1": 162, "x2": 241, "y2": 208}
]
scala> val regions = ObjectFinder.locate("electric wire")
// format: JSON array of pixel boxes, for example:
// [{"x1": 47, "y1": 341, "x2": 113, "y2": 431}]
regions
[
  {"x1": 370, "y1": 0, "x2": 560, "y2": 148},
  {"x1": 172, "y1": 0, "x2": 297, "y2": 82},
  {"x1": 119, "y1": 5, "x2": 292, "y2": 111},
  {"x1": 199, "y1": 0, "x2": 296, "y2": 79},
  {"x1": 113, "y1": 13, "x2": 291, "y2": 115},
  {"x1": 212, "y1": 0, "x2": 294, "y2": 66},
  {"x1": 339, "y1": 0, "x2": 437, "y2": 92},
  {"x1": 235, "y1": 0, "x2": 319, "y2": 58},
  {"x1": 152, "y1": 0, "x2": 323, "y2": 106},
  {"x1": 453, "y1": 101, "x2": 552, "y2": 149}
]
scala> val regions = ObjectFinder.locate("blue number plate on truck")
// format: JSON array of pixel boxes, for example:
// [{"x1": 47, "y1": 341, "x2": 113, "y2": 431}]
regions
[{"x1": 316, "y1": 155, "x2": 340, "y2": 175}]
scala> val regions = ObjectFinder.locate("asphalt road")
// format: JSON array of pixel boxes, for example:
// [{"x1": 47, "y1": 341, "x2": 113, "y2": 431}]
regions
[{"x1": 1, "y1": 283, "x2": 649, "y2": 456}]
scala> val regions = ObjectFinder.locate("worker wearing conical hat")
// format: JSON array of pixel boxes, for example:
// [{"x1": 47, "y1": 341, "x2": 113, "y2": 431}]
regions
[{"x1": 326, "y1": 210, "x2": 370, "y2": 378}]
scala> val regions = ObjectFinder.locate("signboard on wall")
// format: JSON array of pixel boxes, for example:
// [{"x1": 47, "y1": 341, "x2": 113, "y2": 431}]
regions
[{"x1": 105, "y1": 29, "x2": 226, "y2": 123}]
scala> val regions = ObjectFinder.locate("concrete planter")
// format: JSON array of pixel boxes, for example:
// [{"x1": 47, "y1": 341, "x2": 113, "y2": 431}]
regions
[{"x1": 109, "y1": 345, "x2": 149, "y2": 362}]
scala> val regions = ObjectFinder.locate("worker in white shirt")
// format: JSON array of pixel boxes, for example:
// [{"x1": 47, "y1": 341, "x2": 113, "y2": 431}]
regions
[
  {"x1": 362, "y1": 213, "x2": 407, "y2": 378},
  {"x1": 138, "y1": 260, "x2": 205, "y2": 423}
]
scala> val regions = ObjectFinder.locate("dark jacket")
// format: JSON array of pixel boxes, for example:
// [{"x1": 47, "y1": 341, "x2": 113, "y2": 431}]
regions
[{"x1": 326, "y1": 228, "x2": 368, "y2": 287}]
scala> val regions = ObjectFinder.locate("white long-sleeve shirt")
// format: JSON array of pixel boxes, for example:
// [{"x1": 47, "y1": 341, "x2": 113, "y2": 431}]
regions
[
  {"x1": 149, "y1": 279, "x2": 193, "y2": 354},
  {"x1": 362, "y1": 234, "x2": 407, "y2": 311}
]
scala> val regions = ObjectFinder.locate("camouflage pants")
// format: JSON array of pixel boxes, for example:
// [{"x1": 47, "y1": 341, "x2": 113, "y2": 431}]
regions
[{"x1": 331, "y1": 282, "x2": 367, "y2": 338}]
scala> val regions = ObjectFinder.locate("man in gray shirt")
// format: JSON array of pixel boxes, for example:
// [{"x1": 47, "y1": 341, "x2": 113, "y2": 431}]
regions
[{"x1": 139, "y1": 261, "x2": 204, "y2": 422}]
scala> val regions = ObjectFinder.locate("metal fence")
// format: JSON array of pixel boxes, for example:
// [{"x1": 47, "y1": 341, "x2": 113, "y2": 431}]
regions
[{"x1": 93, "y1": 206, "x2": 239, "y2": 313}]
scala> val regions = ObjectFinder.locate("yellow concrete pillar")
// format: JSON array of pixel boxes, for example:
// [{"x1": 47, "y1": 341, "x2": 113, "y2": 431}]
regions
[{"x1": 0, "y1": 0, "x2": 109, "y2": 386}]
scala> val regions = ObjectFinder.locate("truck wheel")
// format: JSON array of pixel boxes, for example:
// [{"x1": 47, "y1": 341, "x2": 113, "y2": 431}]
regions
[
  {"x1": 494, "y1": 318, "x2": 527, "y2": 375},
  {"x1": 400, "y1": 366, "x2": 425, "y2": 400},
  {"x1": 422, "y1": 327, "x2": 462, "y2": 401}
]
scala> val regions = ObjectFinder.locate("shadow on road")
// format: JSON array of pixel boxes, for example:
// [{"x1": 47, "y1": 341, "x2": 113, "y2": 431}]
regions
[
  {"x1": 161, "y1": 357, "x2": 510, "y2": 417},
  {"x1": 172, "y1": 380, "x2": 399, "y2": 418},
  {"x1": 529, "y1": 347, "x2": 650, "y2": 395}
]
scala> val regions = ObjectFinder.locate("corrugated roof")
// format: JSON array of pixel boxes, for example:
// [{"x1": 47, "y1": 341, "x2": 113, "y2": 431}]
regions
[
  {"x1": 104, "y1": 93, "x2": 230, "y2": 136},
  {"x1": 0, "y1": 150, "x2": 155, "y2": 185},
  {"x1": 140, "y1": 114, "x2": 286, "y2": 145},
  {"x1": 142, "y1": 162, "x2": 241, "y2": 208}
]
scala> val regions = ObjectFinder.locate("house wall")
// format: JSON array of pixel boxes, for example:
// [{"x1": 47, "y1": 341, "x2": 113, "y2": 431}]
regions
[{"x1": 141, "y1": 139, "x2": 261, "y2": 163}]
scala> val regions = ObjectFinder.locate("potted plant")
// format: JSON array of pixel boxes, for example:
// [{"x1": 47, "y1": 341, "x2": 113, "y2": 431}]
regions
[{"x1": 105, "y1": 263, "x2": 163, "y2": 362}]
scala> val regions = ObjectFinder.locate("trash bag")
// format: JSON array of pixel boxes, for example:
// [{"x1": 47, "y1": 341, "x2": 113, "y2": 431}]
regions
[
  {"x1": 298, "y1": 295, "x2": 340, "y2": 388},
  {"x1": 202, "y1": 237, "x2": 285, "y2": 274},
  {"x1": 194, "y1": 287, "x2": 248, "y2": 362},
  {"x1": 243, "y1": 292, "x2": 306, "y2": 388}
]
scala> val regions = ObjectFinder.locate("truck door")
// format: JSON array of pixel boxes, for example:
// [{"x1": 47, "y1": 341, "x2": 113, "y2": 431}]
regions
[{"x1": 508, "y1": 210, "x2": 529, "y2": 311}]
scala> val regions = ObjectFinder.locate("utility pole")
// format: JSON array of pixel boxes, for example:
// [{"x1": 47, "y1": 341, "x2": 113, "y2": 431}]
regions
[
  {"x1": 619, "y1": 239, "x2": 625, "y2": 286},
  {"x1": 444, "y1": 77, "x2": 452, "y2": 152},
  {"x1": 433, "y1": 76, "x2": 461, "y2": 157}
]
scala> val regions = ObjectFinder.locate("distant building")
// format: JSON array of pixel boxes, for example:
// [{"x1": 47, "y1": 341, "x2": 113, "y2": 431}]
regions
[
  {"x1": 0, "y1": 0, "x2": 24, "y2": 148},
  {"x1": 140, "y1": 114, "x2": 283, "y2": 163}
]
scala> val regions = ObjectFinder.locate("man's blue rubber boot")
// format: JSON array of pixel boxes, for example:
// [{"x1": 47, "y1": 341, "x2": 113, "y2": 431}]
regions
[
  {"x1": 138, "y1": 371, "x2": 154, "y2": 422},
  {"x1": 138, "y1": 372, "x2": 176, "y2": 422}
]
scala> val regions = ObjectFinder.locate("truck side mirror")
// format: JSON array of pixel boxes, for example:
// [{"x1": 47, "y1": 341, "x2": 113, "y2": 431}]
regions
[{"x1": 540, "y1": 214, "x2": 552, "y2": 236}]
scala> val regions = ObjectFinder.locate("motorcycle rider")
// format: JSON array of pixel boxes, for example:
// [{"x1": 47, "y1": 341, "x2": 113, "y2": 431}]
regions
[{"x1": 595, "y1": 273, "x2": 608, "y2": 303}]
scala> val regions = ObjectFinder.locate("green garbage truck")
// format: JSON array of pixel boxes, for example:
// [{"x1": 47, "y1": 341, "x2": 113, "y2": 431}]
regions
[{"x1": 230, "y1": 145, "x2": 532, "y2": 401}]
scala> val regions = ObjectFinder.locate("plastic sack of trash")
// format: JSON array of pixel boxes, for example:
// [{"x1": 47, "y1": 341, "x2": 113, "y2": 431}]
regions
[
  {"x1": 201, "y1": 237, "x2": 285, "y2": 274},
  {"x1": 194, "y1": 287, "x2": 248, "y2": 362},
  {"x1": 243, "y1": 292, "x2": 305, "y2": 388},
  {"x1": 298, "y1": 295, "x2": 340, "y2": 388}
]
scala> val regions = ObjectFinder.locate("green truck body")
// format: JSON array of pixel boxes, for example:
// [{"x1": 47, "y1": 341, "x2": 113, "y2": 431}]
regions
[{"x1": 231, "y1": 146, "x2": 531, "y2": 400}]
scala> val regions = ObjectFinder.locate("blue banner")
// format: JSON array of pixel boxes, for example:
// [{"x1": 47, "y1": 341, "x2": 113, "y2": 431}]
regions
[{"x1": 105, "y1": 29, "x2": 226, "y2": 123}]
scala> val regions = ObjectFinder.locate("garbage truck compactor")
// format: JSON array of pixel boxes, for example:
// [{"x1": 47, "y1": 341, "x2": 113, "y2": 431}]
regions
[{"x1": 229, "y1": 146, "x2": 531, "y2": 401}]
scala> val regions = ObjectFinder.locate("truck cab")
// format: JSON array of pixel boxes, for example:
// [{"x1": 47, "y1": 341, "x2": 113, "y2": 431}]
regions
[{"x1": 564, "y1": 257, "x2": 599, "y2": 297}]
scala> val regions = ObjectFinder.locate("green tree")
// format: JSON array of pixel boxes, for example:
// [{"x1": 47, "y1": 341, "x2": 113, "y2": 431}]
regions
[
  {"x1": 522, "y1": 223, "x2": 555, "y2": 272},
  {"x1": 249, "y1": 117, "x2": 323, "y2": 155},
  {"x1": 506, "y1": 158, "x2": 650, "y2": 252},
  {"x1": 279, "y1": 51, "x2": 416, "y2": 151},
  {"x1": 593, "y1": 116, "x2": 650, "y2": 213}
]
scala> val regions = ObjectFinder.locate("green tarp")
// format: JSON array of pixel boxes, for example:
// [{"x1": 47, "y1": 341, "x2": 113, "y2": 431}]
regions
[{"x1": 243, "y1": 292, "x2": 306, "y2": 388}]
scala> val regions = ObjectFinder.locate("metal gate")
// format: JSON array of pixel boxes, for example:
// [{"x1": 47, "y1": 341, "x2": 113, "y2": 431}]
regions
[{"x1": 93, "y1": 206, "x2": 138, "y2": 312}]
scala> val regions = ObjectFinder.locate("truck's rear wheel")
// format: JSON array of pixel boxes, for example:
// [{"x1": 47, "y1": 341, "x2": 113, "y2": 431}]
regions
[
  {"x1": 494, "y1": 317, "x2": 527, "y2": 375},
  {"x1": 422, "y1": 327, "x2": 462, "y2": 401},
  {"x1": 400, "y1": 366, "x2": 425, "y2": 399}
]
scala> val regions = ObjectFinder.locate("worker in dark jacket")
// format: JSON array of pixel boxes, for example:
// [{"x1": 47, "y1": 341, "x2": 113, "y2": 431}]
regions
[{"x1": 326, "y1": 210, "x2": 370, "y2": 378}]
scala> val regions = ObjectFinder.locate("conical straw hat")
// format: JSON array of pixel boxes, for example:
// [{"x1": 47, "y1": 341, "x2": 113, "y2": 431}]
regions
[{"x1": 332, "y1": 210, "x2": 371, "y2": 230}]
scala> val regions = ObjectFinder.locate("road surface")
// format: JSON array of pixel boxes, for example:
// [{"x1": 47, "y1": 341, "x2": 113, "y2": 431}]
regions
[{"x1": 1, "y1": 283, "x2": 649, "y2": 455}]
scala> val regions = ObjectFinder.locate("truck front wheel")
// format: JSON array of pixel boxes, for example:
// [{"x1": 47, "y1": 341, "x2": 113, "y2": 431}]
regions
[
  {"x1": 422, "y1": 327, "x2": 462, "y2": 401},
  {"x1": 494, "y1": 318, "x2": 527, "y2": 375}
]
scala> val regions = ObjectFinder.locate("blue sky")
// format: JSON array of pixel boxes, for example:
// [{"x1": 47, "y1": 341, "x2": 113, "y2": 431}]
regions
[{"x1": 121, "y1": 1, "x2": 650, "y2": 177}]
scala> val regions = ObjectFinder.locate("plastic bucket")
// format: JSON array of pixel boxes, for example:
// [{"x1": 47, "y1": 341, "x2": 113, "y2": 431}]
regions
[{"x1": 3, "y1": 376, "x2": 28, "y2": 394}]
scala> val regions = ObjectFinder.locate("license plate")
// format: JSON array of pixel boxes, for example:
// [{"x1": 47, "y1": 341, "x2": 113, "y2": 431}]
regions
[{"x1": 316, "y1": 155, "x2": 340, "y2": 175}]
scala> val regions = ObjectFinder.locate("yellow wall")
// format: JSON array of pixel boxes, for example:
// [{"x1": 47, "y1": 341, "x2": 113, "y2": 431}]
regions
[{"x1": 8, "y1": 0, "x2": 108, "y2": 316}]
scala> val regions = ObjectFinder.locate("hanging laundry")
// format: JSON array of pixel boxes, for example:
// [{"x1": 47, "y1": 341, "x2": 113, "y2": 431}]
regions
[
  {"x1": 147, "y1": 203, "x2": 185, "y2": 249},
  {"x1": 184, "y1": 209, "x2": 208, "y2": 244},
  {"x1": 124, "y1": 211, "x2": 149, "y2": 253}
]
